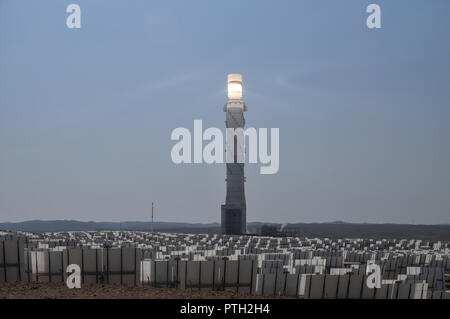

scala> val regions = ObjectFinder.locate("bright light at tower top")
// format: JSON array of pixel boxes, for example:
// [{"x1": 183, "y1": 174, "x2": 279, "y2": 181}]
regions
[{"x1": 227, "y1": 73, "x2": 243, "y2": 100}]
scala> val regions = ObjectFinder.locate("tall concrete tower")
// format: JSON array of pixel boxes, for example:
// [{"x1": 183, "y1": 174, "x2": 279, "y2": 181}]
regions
[{"x1": 221, "y1": 74, "x2": 247, "y2": 235}]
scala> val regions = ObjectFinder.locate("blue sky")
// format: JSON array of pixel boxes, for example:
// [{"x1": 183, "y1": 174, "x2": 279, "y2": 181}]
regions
[{"x1": 1, "y1": 0, "x2": 449, "y2": 224}]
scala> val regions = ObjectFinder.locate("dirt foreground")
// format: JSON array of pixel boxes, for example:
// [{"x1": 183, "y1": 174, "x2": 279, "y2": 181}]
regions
[{"x1": 0, "y1": 282, "x2": 287, "y2": 299}]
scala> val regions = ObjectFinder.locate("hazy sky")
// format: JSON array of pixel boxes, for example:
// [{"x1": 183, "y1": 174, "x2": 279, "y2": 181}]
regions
[{"x1": 1, "y1": 0, "x2": 449, "y2": 224}]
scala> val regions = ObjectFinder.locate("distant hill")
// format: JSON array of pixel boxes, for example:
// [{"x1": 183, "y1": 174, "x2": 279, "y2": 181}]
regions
[
  {"x1": 0, "y1": 220, "x2": 219, "y2": 233},
  {"x1": 1, "y1": 220, "x2": 449, "y2": 241}
]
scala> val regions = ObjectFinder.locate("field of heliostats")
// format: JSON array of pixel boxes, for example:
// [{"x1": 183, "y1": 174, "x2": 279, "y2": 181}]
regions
[{"x1": 1, "y1": 230, "x2": 449, "y2": 299}]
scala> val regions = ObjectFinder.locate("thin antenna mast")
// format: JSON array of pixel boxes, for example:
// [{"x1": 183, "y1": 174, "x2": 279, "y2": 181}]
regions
[{"x1": 151, "y1": 202, "x2": 154, "y2": 233}]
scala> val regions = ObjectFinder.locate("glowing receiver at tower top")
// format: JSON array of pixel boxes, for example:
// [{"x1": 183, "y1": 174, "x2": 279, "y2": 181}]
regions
[{"x1": 227, "y1": 73, "x2": 243, "y2": 100}]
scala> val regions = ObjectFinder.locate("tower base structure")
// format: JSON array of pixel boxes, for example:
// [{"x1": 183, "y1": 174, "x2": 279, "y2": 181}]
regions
[{"x1": 221, "y1": 204, "x2": 246, "y2": 235}]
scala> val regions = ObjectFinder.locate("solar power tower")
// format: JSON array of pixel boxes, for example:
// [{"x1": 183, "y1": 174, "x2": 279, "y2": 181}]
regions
[{"x1": 221, "y1": 74, "x2": 247, "y2": 235}]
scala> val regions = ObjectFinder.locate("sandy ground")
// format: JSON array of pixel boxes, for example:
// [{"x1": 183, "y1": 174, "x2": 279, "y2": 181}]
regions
[{"x1": 0, "y1": 282, "x2": 287, "y2": 299}]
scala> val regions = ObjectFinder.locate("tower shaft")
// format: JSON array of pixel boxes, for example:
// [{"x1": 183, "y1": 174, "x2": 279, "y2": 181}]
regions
[{"x1": 221, "y1": 101, "x2": 247, "y2": 235}]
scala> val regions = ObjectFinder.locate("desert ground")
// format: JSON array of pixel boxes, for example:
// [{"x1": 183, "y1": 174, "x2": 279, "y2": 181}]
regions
[{"x1": 0, "y1": 283, "x2": 290, "y2": 299}]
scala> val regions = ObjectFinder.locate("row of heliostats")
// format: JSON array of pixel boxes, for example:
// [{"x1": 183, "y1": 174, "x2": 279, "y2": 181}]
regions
[{"x1": 65, "y1": 263, "x2": 383, "y2": 289}]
